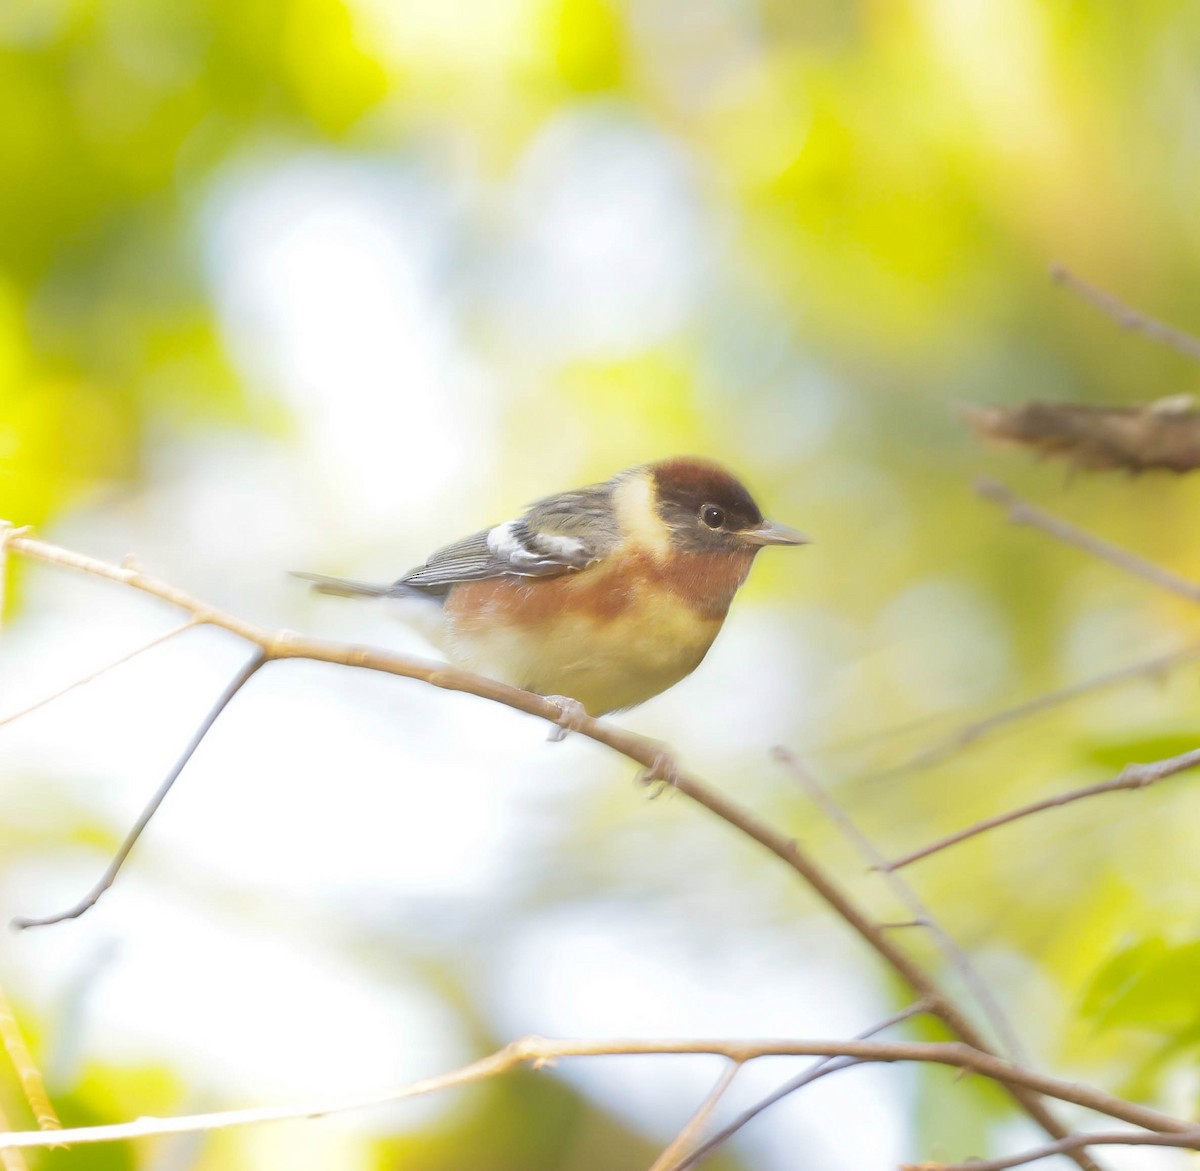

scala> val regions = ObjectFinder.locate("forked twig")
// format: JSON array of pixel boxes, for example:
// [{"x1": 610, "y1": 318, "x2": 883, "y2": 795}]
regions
[
  {"x1": 875, "y1": 480, "x2": 1200, "y2": 869},
  {"x1": 0, "y1": 1035, "x2": 1191, "y2": 1154},
  {"x1": 671, "y1": 1059, "x2": 864, "y2": 1171},
  {"x1": 776, "y1": 751, "x2": 1026, "y2": 1064},
  {"x1": 0, "y1": 528, "x2": 1108, "y2": 1169},
  {"x1": 667, "y1": 1003, "x2": 927, "y2": 1171},
  {"x1": 648, "y1": 1060, "x2": 741, "y2": 1171}
]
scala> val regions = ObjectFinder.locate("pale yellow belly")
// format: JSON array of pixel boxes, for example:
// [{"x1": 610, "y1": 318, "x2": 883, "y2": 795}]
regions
[{"x1": 445, "y1": 590, "x2": 724, "y2": 714}]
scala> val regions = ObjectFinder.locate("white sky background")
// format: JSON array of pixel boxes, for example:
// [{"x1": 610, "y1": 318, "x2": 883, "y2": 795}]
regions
[{"x1": 0, "y1": 108, "x2": 924, "y2": 1170}]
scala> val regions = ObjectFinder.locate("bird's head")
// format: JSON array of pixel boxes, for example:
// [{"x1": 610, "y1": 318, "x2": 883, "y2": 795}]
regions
[{"x1": 645, "y1": 457, "x2": 809, "y2": 555}]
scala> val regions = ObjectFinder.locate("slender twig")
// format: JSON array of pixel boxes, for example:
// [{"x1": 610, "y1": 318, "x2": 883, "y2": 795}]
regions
[
  {"x1": 0, "y1": 985, "x2": 58, "y2": 1131},
  {"x1": 11, "y1": 649, "x2": 268, "y2": 929},
  {"x1": 671, "y1": 1059, "x2": 865, "y2": 1171},
  {"x1": 1051, "y1": 264, "x2": 1200, "y2": 364},
  {"x1": 668, "y1": 1003, "x2": 927, "y2": 1171},
  {"x1": 776, "y1": 750, "x2": 1027, "y2": 1064},
  {"x1": 0, "y1": 1035, "x2": 1192, "y2": 1153},
  {"x1": 0, "y1": 621, "x2": 197, "y2": 728},
  {"x1": 647, "y1": 1060, "x2": 741, "y2": 1171},
  {"x1": 976, "y1": 478, "x2": 1200, "y2": 604},
  {"x1": 884, "y1": 746, "x2": 1200, "y2": 872},
  {"x1": 0, "y1": 529, "x2": 1106, "y2": 1169},
  {"x1": 855, "y1": 644, "x2": 1200, "y2": 784},
  {"x1": 915, "y1": 1125, "x2": 1200, "y2": 1171}
]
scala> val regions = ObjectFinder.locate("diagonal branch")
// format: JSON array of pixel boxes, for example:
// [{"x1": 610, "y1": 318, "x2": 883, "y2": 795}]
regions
[
  {"x1": 0, "y1": 622, "x2": 197, "y2": 729},
  {"x1": 883, "y1": 745, "x2": 1200, "y2": 872},
  {"x1": 976, "y1": 478, "x2": 1200, "y2": 604},
  {"x1": 1051, "y1": 264, "x2": 1200, "y2": 364},
  {"x1": 852, "y1": 644, "x2": 1200, "y2": 784},
  {"x1": 0, "y1": 528, "x2": 1106, "y2": 1169},
  {"x1": 0, "y1": 986, "x2": 58, "y2": 1133}
]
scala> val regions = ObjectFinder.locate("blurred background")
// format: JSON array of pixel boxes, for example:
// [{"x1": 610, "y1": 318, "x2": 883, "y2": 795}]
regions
[{"x1": 4, "y1": 1, "x2": 1200, "y2": 1167}]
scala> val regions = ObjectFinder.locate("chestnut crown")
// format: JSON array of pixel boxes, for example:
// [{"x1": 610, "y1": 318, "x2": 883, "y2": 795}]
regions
[{"x1": 648, "y1": 457, "x2": 808, "y2": 552}]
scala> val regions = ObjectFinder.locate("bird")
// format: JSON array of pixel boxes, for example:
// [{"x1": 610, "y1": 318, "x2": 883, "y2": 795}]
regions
[{"x1": 296, "y1": 457, "x2": 808, "y2": 722}]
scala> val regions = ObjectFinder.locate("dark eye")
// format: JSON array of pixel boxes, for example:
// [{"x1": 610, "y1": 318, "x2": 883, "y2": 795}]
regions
[{"x1": 700, "y1": 504, "x2": 725, "y2": 529}]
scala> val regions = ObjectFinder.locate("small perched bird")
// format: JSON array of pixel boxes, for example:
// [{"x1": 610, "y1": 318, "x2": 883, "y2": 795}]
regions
[{"x1": 297, "y1": 457, "x2": 807, "y2": 718}]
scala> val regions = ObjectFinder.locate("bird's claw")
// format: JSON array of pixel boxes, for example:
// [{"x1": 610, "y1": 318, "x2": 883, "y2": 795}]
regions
[
  {"x1": 636, "y1": 747, "x2": 680, "y2": 799},
  {"x1": 546, "y1": 695, "x2": 589, "y2": 742}
]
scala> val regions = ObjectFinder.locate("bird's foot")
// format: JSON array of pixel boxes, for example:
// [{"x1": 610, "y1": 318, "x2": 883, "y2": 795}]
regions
[
  {"x1": 545, "y1": 695, "x2": 589, "y2": 742},
  {"x1": 636, "y1": 746, "x2": 680, "y2": 799}
]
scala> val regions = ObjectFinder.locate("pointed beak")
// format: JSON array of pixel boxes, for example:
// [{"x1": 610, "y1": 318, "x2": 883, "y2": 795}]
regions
[{"x1": 741, "y1": 519, "x2": 811, "y2": 547}]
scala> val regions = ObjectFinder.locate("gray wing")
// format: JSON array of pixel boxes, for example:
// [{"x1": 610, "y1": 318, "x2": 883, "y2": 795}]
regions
[{"x1": 397, "y1": 482, "x2": 621, "y2": 596}]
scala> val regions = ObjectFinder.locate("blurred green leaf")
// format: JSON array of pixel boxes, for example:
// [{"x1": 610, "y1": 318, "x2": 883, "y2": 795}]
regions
[
  {"x1": 1081, "y1": 733, "x2": 1200, "y2": 772},
  {"x1": 1083, "y1": 936, "x2": 1200, "y2": 1033},
  {"x1": 377, "y1": 1066, "x2": 747, "y2": 1171}
]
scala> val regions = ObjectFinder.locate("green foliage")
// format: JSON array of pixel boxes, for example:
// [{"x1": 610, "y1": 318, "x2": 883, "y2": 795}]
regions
[
  {"x1": 552, "y1": 0, "x2": 624, "y2": 93},
  {"x1": 1085, "y1": 935, "x2": 1200, "y2": 1043},
  {"x1": 1081, "y1": 934, "x2": 1200, "y2": 1101},
  {"x1": 0, "y1": 0, "x2": 391, "y2": 534},
  {"x1": 379, "y1": 1066, "x2": 746, "y2": 1171}
]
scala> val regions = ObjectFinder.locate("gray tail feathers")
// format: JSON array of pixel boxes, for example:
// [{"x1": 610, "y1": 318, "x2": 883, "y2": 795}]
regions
[{"x1": 291, "y1": 571, "x2": 395, "y2": 599}]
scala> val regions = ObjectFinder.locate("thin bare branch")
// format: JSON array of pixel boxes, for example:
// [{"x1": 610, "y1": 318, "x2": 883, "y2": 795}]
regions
[
  {"x1": 647, "y1": 1060, "x2": 741, "y2": 1171},
  {"x1": 12, "y1": 649, "x2": 268, "y2": 929},
  {"x1": 914, "y1": 1125, "x2": 1200, "y2": 1171},
  {"x1": 0, "y1": 1036, "x2": 1192, "y2": 1154},
  {"x1": 775, "y1": 751, "x2": 1027, "y2": 1065},
  {"x1": 0, "y1": 528, "x2": 1105, "y2": 1169},
  {"x1": 0, "y1": 621, "x2": 197, "y2": 729},
  {"x1": 0, "y1": 986, "x2": 58, "y2": 1133},
  {"x1": 671, "y1": 1059, "x2": 865, "y2": 1171},
  {"x1": 855, "y1": 644, "x2": 1200, "y2": 784},
  {"x1": 884, "y1": 745, "x2": 1200, "y2": 872},
  {"x1": 976, "y1": 478, "x2": 1200, "y2": 603},
  {"x1": 669, "y1": 1003, "x2": 927, "y2": 1171},
  {"x1": 1051, "y1": 264, "x2": 1200, "y2": 364}
]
